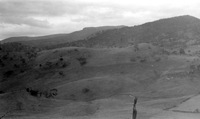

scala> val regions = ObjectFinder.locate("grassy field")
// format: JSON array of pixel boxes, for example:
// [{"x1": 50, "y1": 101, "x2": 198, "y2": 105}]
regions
[{"x1": 1, "y1": 43, "x2": 200, "y2": 119}]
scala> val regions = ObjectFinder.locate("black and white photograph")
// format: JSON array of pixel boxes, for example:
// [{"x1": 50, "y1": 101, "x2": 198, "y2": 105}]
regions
[{"x1": 1, "y1": 0, "x2": 200, "y2": 119}]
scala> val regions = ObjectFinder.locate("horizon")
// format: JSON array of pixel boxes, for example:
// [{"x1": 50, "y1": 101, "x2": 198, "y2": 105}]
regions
[
  {"x1": 1, "y1": 15, "x2": 198, "y2": 41},
  {"x1": 1, "y1": 0, "x2": 200, "y2": 40}
]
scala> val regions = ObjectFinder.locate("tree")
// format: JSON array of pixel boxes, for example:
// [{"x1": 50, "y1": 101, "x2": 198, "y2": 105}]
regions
[
  {"x1": 134, "y1": 44, "x2": 139, "y2": 52},
  {"x1": 179, "y1": 48, "x2": 185, "y2": 55},
  {"x1": 77, "y1": 57, "x2": 87, "y2": 66}
]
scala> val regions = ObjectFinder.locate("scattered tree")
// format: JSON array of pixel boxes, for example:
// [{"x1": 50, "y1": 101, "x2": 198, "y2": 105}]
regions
[
  {"x1": 3, "y1": 70, "x2": 14, "y2": 78},
  {"x1": 0, "y1": 91, "x2": 4, "y2": 94},
  {"x1": 82, "y1": 88, "x2": 90, "y2": 94},
  {"x1": 77, "y1": 57, "x2": 87, "y2": 66},
  {"x1": 179, "y1": 48, "x2": 185, "y2": 55}
]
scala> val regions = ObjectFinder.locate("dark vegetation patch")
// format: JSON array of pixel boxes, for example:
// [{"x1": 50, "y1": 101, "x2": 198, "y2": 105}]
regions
[
  {"x1": 77, "y1": 57, "x2": 87, "y2": 66},
  {"x1": 39, "y1": 56, "x2": 71, "y2": 70},
  {"x1": 3, "y1": 70, "x2": 14, "y2": 78},
  {"x1": 140, "y1": 58, "x2": 146, "y2": 63},
  {"x1": 0, "y1": 42, "x2": 38, "y2": 82},
  {"x1": 82, "y1": 88, "x2": 90, "y2": 94},
  {"x1": 81, "y1": 88, "x2": 96, "y2": 101},
  {"x1": 26, "y1": 87, "x2": 58, "y2": 98},
  {"x1": 0, "y1": 91, "x2": 5, "y2": 94}
]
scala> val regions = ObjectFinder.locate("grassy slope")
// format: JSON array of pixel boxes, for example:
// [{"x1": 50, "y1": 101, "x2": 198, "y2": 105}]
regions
[{"x1": 1, "y1": 44, "x2": 200, "y2": 119}]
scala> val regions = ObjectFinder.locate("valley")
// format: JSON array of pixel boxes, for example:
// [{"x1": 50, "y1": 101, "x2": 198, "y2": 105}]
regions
[{"x1": 1, "y1": 15, "x2": 200, "y2": 119}]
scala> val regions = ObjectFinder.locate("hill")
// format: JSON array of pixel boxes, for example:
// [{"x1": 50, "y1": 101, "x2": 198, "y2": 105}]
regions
[
  {"x1": 3, "y1": 15, "x2": 200, "y2": 50},
  {"x1": 55, "y1": 15, "x2": 200, "y2": 49},
  {"x1": 2, "y1": 26, "x2": 126, "y2": 48}
]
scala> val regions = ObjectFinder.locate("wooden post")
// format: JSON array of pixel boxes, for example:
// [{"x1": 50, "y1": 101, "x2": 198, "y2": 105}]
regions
[{"x1": 132, "y1": 97, "x2": 138, "y2": 119}]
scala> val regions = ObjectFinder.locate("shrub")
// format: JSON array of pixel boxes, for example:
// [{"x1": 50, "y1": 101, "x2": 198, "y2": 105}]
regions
[
  {"x1": 39, "y1": 64, "x2": 42, "y2": 67},
  {"x1": 140, "y1": 58, "x2": 146, "y2": 63},
  {"x1": 134, "y1": 44, "x2": 139, "y2": 52},
  {"x1": 77, "y1": 57, "x2": 87, "y2": 66},
  {"x1": 130, "y1": 58, "x2": 136, "y2": 62},
  {"x1": 39, "y1": 89, "x2": 58, "y2": 98},
  {"x1": 59, "y1": 71, "x2": 64, "y2": 76},
  {"x1": 14, "y1": 64, "x2": 19, "y2": 68},
  {"x1": 70, "y1": 94, "x2": 76, "y2": 101},
  {"x1": 0, "y1": 62, "x2": 5, "y2": 67},
  {"x1": 0, "y1": 91, "x2": 5, "y2": 94},
  {"x1": 26, "y1": 88, "x2": 31, "y2": 92},
  {"x1": 155, "y1": 57, "x2": 161, "y2": 62},
  {"x1": 16, "y1": 102, "x2": 23, "y2": 110},
  {"x1": 179, "y1": 48, "x2": 185, "y2": 55},
  {"x1": 20, "y1": 70, "x2": 25, "y2": 73},
  {"x1": 43, "y1": 91, "x2": 50, "y2": 98},
  {"x1": 29, "y1": 90, "x2": 39, "y2": 97},
  {"x1": 82, "y1": 88, "x2": 90, "y2": 94},
  {"x1": 59, "y1": 57, "x2": 64, "y2": 61},
  {"x1": 3, "y1": 70, "x2": 14, "y2": 78},
  {"x1": 26, "y1": 87, "x2": 40, "y2": 97},
  {"x1": 50, "y1": 89, "x2": 58, "y2": 97},
  {"x1": 62, "y1": 62, "x2": 70, "y2": 68},
  {"x1": 21, "y1": 58, "x2": 26, "y2": 64},
  {"x1": 43, "y1": 61, "x2": 53, "y2": 69}
]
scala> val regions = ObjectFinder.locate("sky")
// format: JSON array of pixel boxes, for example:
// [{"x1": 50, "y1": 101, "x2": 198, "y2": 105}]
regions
[{"x1": 1, "y1": 0, "x2": 200, "y2": 40}]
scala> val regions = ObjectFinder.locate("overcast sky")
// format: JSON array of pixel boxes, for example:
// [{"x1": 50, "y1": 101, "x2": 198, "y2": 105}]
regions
[{"x1": 1, "y1": 0, "x2": 200, "y2": 40}]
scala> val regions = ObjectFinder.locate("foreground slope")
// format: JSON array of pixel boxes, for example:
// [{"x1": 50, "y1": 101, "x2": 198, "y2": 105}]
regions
[{"x1": 1, "y1": 43, "x2": 200, "y2": 119}]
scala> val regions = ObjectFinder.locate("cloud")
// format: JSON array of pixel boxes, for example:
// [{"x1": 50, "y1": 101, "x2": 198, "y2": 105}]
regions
[
  {"x1": 0, "y1": 15, "x2": 50, "y2": 28},
  {"x1": 0, "y1": 0, "x2": 73, "y2": 16},
  {"x1": 1, "y1": 0, "x2": 200, "y2": 40}
]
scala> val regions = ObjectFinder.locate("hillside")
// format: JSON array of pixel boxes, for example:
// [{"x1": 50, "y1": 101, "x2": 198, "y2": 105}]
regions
[
  {"x1": 3, "y1": 15, "x2": 200, "y2": 50},
  {"x1": 1, "y1": 42, "x2": 200, "y2": 118},
  {"x1": 55, "y1": 15, "x2": 200, "y2": 49},
  {"x1": 2, "y1": 26, "x2": 125, "y2": 48}
]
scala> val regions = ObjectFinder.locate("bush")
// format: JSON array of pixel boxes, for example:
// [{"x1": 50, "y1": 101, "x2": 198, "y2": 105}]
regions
[
  {"x1": 134, "y1": 44, "x2": 139, "y2": 52},
  {"x1": 16, "y1": 102, "x2": 23, "y2": 110},
  {"x1": 179, "y1": 48, "x2": 185, "y2": 55},
  {"x1": 70, "y1": 94, "x2": 76, "y2": 101},
  {"x1": 82, "y1": 88, "x2": 90, "y2": 94},
  {"x1": 59, "y1": 71, "x2": 64, "y2": 76},
  {"x1": 39, "y1": 64, "x2": 42, "y2": 67},
  {"x1": 3, "y1": 70, "x2": 14, "y2": 78},
  {"x1": 77, "y1": 57, "x2": 87, "y2": 66},
  {"x1": 50, "y1": 89, "x2": 58, "y2": 97},
  {"x1": 26, "y1": 87, "x2": 40, "y2": 97},
  {"x1": 62, "y1": 62, "x2": 70, "y2": 68},
  {"x1": 21, "y1": 58, "x2": 26, "y2": 64},
  {"x1": 0, "y1": 91, "x2": 5, "y2": 94},
  {"x1": 30, "y1": 90, "x2": 39, "y2": 97},
  {"x1": 14, "y1": 64, "x2": 19, "y2": 68},
  {"x1": 130, "y1": 57, "x2": 136, "y2": 62},
  {"x1": 43, "y1": 89, "x2": 58, "y2": 98},
  {"x1": 155, "y1": 57, "x2": 161, "y2": 62},
  {"x1": 140, "y1": 58, "x2": 146, "y2": 63},
  {"x1": 59, "y1": 57, "x2": 64, "y2": 61}
]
